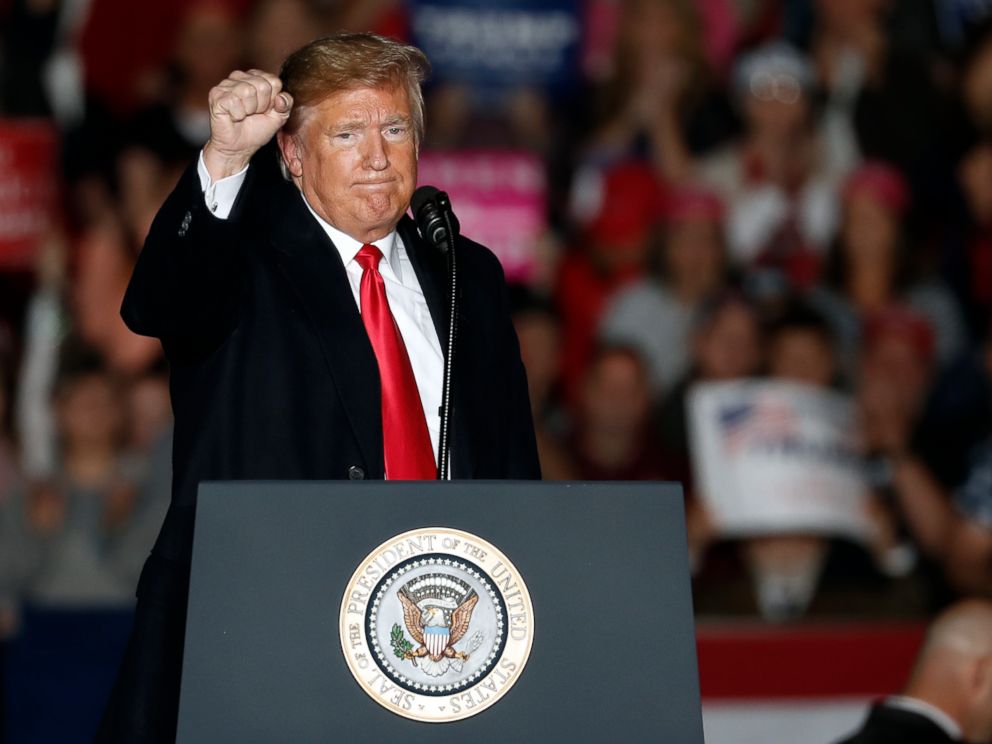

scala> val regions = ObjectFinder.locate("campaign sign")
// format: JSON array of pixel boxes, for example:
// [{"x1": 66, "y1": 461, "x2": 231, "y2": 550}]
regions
[
  {"x1": 409, "y1": 0, "x2": 582, "y2": 93},
  {"x1": 0, "y1": 120, "x2": 59, "y2": 269},
  {"x1": 417, "y1": 150, "x2": 546, "y2": 283},
  {"x1": 688, "y1": 380, "x2": 871, "y2": 541}
]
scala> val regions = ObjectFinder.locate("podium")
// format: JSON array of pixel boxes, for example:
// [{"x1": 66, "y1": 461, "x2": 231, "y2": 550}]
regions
[{"x1": 177, "y1": 481, "x2": 703, "y2": 743}]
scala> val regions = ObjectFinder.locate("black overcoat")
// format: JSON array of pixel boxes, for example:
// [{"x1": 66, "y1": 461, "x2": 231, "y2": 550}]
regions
[
  {"x1": 836, "y1": 703, "x2": 962, "y2": 744},
  {"x1": 98, "y1": 146, "x2": 540, "y2": 742}
]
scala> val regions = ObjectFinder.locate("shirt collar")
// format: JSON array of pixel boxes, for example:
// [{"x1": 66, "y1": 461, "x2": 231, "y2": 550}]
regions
[
  {"x1": 299, "y1": 192, "x2": 402, "y2": 279},
  {"x1": 884, "y1": 695, "x2": 963, "y2": 739}
]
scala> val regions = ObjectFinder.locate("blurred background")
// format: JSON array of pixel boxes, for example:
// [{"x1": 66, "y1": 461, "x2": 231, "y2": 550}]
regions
[{"x1": 1, "y1": 0, "x2": 992, "y2": 741}]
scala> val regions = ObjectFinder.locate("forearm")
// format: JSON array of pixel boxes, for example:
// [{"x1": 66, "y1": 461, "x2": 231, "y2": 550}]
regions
[
  {"x1": 647, "y1": 110, "x2": 693, "y2": 185},
  {"x1": 945, "y1": 521, "x2": 992, "y2": 595},
  {"x1": 16, "y1": 288, "x2": 62, "y2": 479},
  {"x1": 890, "y1": 456, "x2": 957, "y2": 558}
]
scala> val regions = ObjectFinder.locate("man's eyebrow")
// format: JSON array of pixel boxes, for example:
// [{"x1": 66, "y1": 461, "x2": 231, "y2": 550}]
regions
[
  {"x1": 381, "y1": 114, "x2": 412, "y2": 127},
  {"x1": 331, "y1": 120, "x2": 366, "y2": 133}
]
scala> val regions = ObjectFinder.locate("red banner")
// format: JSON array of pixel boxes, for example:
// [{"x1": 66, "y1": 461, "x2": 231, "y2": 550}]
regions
[{"x1": 0, "y1": 120, "x2": 60, "y2": 269}]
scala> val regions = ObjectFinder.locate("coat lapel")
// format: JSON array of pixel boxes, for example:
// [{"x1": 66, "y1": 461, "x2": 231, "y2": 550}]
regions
[
  {"x1": 398, "y1": 215, "x2": 447, "y2": 349},
  {"x1": 264, "y1": 178, "x2": 384, "y2": 476}
]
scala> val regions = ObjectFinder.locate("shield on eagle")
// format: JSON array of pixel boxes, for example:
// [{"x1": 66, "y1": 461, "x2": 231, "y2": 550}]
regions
[{"x1": 424, "y1": 623, "x2": 448, "y2": 658}]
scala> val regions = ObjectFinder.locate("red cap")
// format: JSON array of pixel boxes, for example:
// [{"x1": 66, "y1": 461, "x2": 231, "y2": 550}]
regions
[
  {"x1": 584, "y1": 162, "x2": 665, "y2": 245},
  {"x1": 843, "y1": 161, "x2": 910, "y2": 216},
  {"x1": 863, "y1": 305, "x2": 935, "y2": 362}
]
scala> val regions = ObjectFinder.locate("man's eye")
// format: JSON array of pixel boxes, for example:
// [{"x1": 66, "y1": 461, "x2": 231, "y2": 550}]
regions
[
  {"x1": 336, "y1": 132, "x2": 353, "y2": 140},
  {"x1": 387, "y1": 127, "x2": 406, "y2": 136}
]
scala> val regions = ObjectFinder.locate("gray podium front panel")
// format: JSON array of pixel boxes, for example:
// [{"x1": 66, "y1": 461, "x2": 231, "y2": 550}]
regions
[{"x1": 178, "y1": 481, "x2": 702, "y2": 743}]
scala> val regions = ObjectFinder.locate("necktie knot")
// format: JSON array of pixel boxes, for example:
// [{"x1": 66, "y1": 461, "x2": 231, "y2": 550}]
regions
[{"x1": 356, "y1": 244, "x2": 383, "y2": 272}]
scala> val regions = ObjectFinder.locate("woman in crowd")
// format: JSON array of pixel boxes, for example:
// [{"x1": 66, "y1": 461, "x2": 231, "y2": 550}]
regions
[
  {"x1": 557, "y1": 161, "x2": 665, "y2": 400},
  {"x1": 580, "y1": 0, "x2": 735, "y2": 184},
  {"x1": 599, "y1": 185, "x2": 728, "y2": 398},
  {"x1": 810, "y1": 161, "x2": 968, "y2": 376}
]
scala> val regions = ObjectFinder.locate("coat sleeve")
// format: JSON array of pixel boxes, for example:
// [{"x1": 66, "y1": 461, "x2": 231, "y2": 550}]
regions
[
  {"x1": 490, "y1": 255, "x2": 542, "y2": 480},
  {"x1": 121, "y1": 159, "x2": 250, "y2": 358}
]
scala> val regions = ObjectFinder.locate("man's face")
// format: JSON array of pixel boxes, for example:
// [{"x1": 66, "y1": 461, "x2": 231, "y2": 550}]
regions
[{"x1": 280, "y1": 84, "x2": 417, "y2": 243}]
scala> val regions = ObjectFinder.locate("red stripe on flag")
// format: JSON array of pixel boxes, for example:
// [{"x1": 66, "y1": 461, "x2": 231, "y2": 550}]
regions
[{"x1": 696, "y1": 622, "x2": 926, "y2": 700}]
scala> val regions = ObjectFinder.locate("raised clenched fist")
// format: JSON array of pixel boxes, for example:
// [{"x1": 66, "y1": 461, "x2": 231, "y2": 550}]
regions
[{"x1": 203, "y1": 69, "x2": 293, "y2": 181}]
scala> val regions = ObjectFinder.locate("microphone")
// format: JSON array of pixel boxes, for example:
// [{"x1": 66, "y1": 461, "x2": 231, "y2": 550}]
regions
[
  {"x1": 411, "y1": 185, "x2": 460, "y2": 480},
  {"x1": 411, "y1": 186, "x2": 459, "y2": 254}
]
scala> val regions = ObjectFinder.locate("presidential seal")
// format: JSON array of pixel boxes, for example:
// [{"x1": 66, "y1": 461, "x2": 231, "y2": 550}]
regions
[{"x1": 339, "y1": 527, "x2": 534, "y2": 723}]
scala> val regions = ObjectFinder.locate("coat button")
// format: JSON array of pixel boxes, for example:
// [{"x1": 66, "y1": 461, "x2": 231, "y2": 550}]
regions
[{"x1": 347, "y1": 466, "x2": 365, "y2": 480}]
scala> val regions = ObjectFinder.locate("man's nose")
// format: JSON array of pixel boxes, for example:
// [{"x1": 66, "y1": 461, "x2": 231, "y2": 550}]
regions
[{"x1": 362, "y1": 132, "x2": 389, "y2": 171}]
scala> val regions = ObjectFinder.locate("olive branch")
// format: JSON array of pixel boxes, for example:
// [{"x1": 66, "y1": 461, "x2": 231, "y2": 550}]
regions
[{"x1": 390, "y1": 623, "x2": 414, "y2": 659}]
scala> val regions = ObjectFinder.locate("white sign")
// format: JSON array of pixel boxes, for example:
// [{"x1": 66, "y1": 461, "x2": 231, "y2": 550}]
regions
[{"x1": 688, "y1": 380, "x2": 871, "y2": 541}]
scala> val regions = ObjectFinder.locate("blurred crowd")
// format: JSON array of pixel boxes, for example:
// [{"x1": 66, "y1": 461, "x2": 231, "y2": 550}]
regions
[{"x1": 0, "y1": 0, "x2": 991, "y2": 706}]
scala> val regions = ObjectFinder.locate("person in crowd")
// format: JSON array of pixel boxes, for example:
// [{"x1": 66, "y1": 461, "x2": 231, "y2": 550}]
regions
[
  {"x1": 126, "y1": 0, "x2": 247, "y2": 168},
  {"x1": 580, "y1": 0, "x2": 735, "y2": 184},
  {"x1": 867, "y1": 316, "x2": 992, "y2": 596},
  {"x1": 423, "y1": 77, "x2": 557, "y2": 155},
  {"x1": 558, "y1": 161, "x2": 664, "y2": 400},
  {"x1": 0, "y1": 360, "x2": 16, "y2": 735},
  {"x1": 810, "y1": 0, "x2": 950, "y2": 200},
  {"x1": 810, "y1": 161, "x2": 968, "y2": 375},
  {"x1": 949, "y1": 140, "x2": 992, "y2": 333},
  {"x1": 20, "y1": 346, "x2": 143, "y2": 606},
  {"x1": 71, "y1": 198, "x2": 164, "y2": 376},
  {"x1": 0, "y1": 361, "x2": 27, "y2": 640},
  {"x1": 8, "y1": 348, "x2": 156, "y2": 743},
  {"x1": 837, "y1": 599, "x2": 992, "y2": 744},
  {"x1": 656, "y1": 288, "x2": 764, "y2": 582},
  {"x1": 126, "y1": 365, "x2": 173, "y2": 459},
  {"x1": 17, "y1": 230, "x2": 159, "y2": 491},
  {"x1": 569, "y1": 344, "x2": 669, "y2": 481},
  {"x1": 859, "y1": 307, "x2": 939, "y2": 484},
  {"x1": 961, "y1": 26, "x2": 992, "y2": 142},
  {"x1": 510, "y1": 287, "x2": 576, "y2": 480},
  {"x1": 116, "y1": 0, "x2": 249, "y2": 243},
  {"x1": 698, "y1": 41, "x2": 853, "y2": 289},
  {"x1": 114, "y1": 365, "x2": 173, "y2": 585},
  {"x1": 737, "y1": 301, "x2": 840, "y2": 621},
  {"x1": 246, "y1": 0, "x2": 326, "y2": 75},
  {"x1": 658, "y1": 291, "x2": 764, "y2": 485},
  {"x1": 599, "y1": 185, "x2": 728, "y2": 397}
]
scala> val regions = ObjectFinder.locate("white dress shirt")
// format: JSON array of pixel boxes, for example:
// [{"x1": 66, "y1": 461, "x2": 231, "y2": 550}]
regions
[
  {"x1": 196, "y1": 153, "x2": 444, "y2": 464},
  {"x1": 884, "y1": 695, "x2": 962, "y2": 740}
]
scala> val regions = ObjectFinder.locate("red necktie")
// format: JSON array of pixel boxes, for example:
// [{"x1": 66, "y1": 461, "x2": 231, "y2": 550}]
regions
[{"x1": 355, "y1": 244, "x2": 437, "y2": 480}]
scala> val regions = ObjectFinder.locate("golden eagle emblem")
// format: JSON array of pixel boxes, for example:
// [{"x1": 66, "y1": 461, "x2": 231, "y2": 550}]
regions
[{"x1": 392, "y1": 580, "x2": 482, "y2": 678}]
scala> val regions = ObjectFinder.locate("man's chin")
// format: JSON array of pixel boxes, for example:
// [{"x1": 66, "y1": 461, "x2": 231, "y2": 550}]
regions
[
  {"x1": 349, "y1": 210, "x2": 405, "y2": 241},
  {"x1": 363, "y1": 198, "x2": 409, "y2": 223}
]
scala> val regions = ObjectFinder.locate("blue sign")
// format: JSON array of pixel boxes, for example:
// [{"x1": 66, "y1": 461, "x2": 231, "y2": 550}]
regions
[{"x1": 410, "y1": 0, "x2": 582, "y2": 94}]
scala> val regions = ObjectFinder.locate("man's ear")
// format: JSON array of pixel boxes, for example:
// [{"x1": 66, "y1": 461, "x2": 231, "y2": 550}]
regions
[
  {"x1": 974, "y1": 653, "x2": 992, "y2": 695},
  {"x1": 276, "y1": 130, "x2": 304, "y2": 178}
]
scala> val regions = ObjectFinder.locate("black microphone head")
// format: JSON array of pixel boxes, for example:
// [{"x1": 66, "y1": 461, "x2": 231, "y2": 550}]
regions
[
  {"x1": 411, "y1": 185, "x2": 459, "y2": 254},
  {"x1": 411, "y1": 185, "x2": 440, "y2": 216}
]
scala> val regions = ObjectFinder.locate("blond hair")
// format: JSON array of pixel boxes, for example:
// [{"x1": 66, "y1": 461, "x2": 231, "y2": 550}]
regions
[{"x1": 279, "y1": 32, "x2": 430, "y2": 143}]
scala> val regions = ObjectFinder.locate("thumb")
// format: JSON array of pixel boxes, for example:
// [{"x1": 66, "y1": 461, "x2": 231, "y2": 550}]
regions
[{"x1": 274, "y1": 92, "x2": 293, "y2": 115}]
